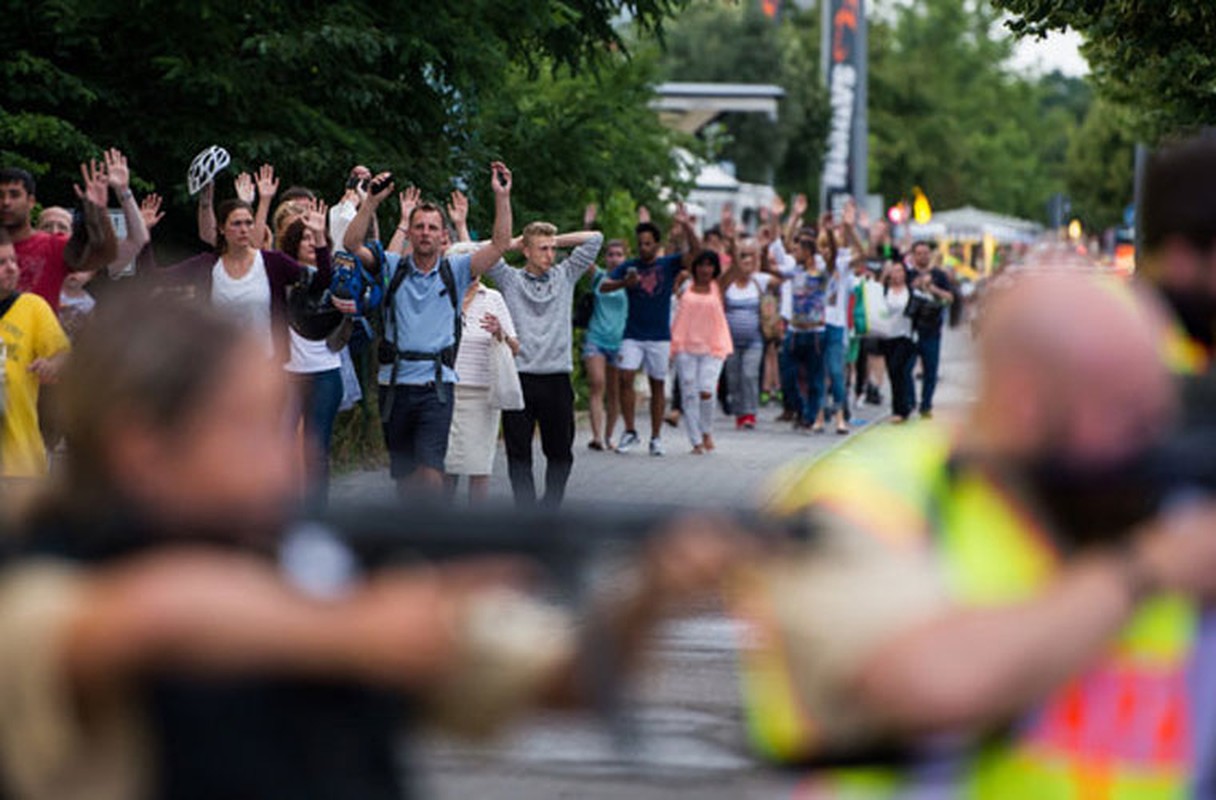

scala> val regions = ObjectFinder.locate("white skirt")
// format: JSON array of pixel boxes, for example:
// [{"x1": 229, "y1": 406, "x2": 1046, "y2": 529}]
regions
[{"x1": 444, "y1": 384, "x2": 501, "y2": 476}]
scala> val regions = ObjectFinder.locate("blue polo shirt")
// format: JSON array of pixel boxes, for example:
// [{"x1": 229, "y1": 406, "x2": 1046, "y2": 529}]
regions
[
  {"x1": 610, "y1": 253, "x2": 683, "y2": 341},
  {"x1": 377, "y1": 251, "x2": 472, "y2": 385}
]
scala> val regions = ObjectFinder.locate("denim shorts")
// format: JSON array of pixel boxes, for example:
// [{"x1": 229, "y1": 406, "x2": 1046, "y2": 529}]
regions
[
  {"x1": 379, "y1": 383, "x2": 455, "y2": 478},
  {"x1": 581, "y1": 340, "x2": 620, "y2": 365}
]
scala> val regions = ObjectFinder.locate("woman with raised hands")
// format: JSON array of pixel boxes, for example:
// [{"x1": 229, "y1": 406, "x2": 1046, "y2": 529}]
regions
[{"x1": 155, "y1": 190, "x2": 332, "y2": 366}]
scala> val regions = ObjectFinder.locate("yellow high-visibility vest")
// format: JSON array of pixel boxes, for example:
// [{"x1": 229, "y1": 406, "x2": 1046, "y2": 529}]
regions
[{"x1": 743, "y1": 424, "x2": 1197, "y2": 799}]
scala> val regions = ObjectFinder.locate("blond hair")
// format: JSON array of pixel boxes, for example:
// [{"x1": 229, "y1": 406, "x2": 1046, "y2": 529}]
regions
[{"x1": 522, "y1": 221, "x2": 558, "y2": 247}]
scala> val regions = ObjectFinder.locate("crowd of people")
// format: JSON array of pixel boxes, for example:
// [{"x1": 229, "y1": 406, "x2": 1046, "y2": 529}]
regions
[
  {"x1": 0, "y1": 149, "x2": 978, "y2": 511},
  {"x1": 10, "y1": 134, "x2": 1216, "y2": 800}
]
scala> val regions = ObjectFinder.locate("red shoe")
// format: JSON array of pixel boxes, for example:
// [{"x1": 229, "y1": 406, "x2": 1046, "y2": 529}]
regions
[
  {"x1": 743, "y1": 414, "x2": 757, "y2": 429},
  {"x1": 735, "y1": 415, "x2": 746, "y2": 430}
]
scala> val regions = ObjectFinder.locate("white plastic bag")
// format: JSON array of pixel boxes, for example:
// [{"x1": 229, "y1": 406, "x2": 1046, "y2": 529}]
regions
[
  {"x1": 338, "y1": 346, "x2": 363, "y2": 412},
  {"x1": 488, "y1": 340, "x2": 524, "y2": 410}
]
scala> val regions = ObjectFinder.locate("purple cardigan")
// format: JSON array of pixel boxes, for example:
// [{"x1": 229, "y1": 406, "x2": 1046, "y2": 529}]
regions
[{"x1": 151, "y1": 247, "x2": 331, "y2": 364}]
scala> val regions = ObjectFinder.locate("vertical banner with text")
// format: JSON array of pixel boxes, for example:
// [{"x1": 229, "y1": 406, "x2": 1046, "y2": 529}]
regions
[{"x1": 820, "y1": 0, "x2": 868, "y2": 215}]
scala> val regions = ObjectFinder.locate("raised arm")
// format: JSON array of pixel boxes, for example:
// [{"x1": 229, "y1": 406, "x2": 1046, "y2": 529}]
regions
[
  {"x1": 102, "y1": 149, "x2": 149, "y2": 275},
  {"x1": 469, "y1": 162, "x2": 514, "y2": 277},
  {"x1": 784, "y1": 193, "x2": 807, "y2": 252},
  {"x1": 388, "y1": 186, "x2": 420, "y2": 256},
  {"x1": 344, "y1": 172, "x2": 395, "y2": 272},
  {"x1": 252, "y1": 164, "x2": 278, "y2": 250},
  {"x1": 196, "y1": 181, "x2": 217, "y2": 247},
  {"x1": 554, "y1": 230, "x2": 604, "y2": 277},
  {"x1": 63, "y1": 159, "x2": 118, "y2": 273},
  {"x1": 671, "y1": 204, "x2": 701, "y2": 271},
  {"x1": 447, "y1": 189, "x2": 471, "y2": 244}
]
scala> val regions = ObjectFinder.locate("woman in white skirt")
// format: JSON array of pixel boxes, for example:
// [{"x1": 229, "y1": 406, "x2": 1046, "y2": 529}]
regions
[{"x1": 445, "y1": 276, "x2": 519, "y2": 502}]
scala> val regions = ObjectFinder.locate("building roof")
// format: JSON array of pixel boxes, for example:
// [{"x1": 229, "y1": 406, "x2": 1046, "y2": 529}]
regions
[{"x1": 652, "y1": 83, "x2": 786, "y2": 134}]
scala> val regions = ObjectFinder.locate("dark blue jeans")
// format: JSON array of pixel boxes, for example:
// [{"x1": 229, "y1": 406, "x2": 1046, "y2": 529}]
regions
[
  {"x1": 779, "y1": 333, "x2": 800, "y2": 414},
  {"x1": 916, "y1": 330, "x2": 942, "y2": 414},
  {"x1": 787, "y1": 329, "x2": 826, "y2": 425},
  {"x1": 289, "y1": 368, "x2": 343, "y2": 510},
  {"x1": 823, "y1": 325, "x2": 848, "y2": 411}
]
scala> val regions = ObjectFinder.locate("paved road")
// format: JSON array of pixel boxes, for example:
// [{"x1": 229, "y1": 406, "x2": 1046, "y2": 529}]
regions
[{"x1": 333, "y1": 329, "x2": 977, "y2": 799}]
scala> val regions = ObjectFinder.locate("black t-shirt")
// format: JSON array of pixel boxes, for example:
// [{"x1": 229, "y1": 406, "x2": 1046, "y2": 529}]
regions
[{"x1": 903, "y1": 266, "x2": 953, "y2": 333}]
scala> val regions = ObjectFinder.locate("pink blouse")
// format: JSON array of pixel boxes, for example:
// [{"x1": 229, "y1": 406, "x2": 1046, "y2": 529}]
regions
[{"x1": 671, "y1": 282, "x2": 734, "y2": 360}]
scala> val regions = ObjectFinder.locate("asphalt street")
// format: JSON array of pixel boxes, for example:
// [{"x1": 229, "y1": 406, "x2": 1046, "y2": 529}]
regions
[{"x1": 332, "y1": 328, "x2": 977, "y2": 799}]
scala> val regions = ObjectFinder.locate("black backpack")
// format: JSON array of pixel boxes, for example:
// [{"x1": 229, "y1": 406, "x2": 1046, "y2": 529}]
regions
[{"x1": 572, "y1": 288, "x2": 595, "y2": 329}]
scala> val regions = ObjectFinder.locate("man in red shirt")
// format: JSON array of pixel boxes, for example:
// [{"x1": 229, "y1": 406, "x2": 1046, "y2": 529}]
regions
[{"x1": 0, "y1": 162, "x2": 117, "y2": 311}]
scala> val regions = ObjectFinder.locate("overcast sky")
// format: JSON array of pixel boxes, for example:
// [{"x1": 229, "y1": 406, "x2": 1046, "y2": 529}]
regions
[{"x1": 1009, "y1": 27, "x2": 1089, "y2": 77}]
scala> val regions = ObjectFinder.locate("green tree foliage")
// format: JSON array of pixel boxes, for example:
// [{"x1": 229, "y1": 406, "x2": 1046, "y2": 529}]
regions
[
  {"x1": 1, "y1": 0, "x2": 686, "y2": 248},
  {"x1": 1064, "y1": 98, "x2": 1137, "y2": 231},
  {"x1": 993, "y1": 0, "x2": 1216, "y2": 137},
  {"x1": 470, "y1": 54, "x2": 688, "y2": 238},
  {"x1": 868, "y1": 0, "x2": 1077, "y2": 222},
  {"x1": 656, "y1": 1, "x2": 830, "y2": 197}
]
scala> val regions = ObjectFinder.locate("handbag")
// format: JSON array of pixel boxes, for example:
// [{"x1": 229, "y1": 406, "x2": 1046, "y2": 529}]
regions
[
  {"x1": 758, "y1": 280, "x2": 783, "y2": 342},
  {"x1": 488, "y1": 339, "x2": 525, "y2": 411},
  {"x1": 903, "y1": 290, "x2": 944, "y2": 332}
]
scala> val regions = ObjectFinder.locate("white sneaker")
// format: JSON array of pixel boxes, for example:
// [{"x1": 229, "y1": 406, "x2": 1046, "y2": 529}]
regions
[
  {"x1": 616, "y1": 430, "x2": 640, "y2": 454},
  {"x1": 649, "y1": 437, "x2": 665, "y2": 457}
]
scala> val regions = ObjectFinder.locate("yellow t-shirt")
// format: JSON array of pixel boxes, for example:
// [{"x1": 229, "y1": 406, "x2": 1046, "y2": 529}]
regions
[{"x1": 1, "y1": 294, "x2": 69, "y2": 478}]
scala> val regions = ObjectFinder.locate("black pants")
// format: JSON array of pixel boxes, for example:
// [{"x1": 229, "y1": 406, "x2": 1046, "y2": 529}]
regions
[
  {"x1": 880, "y1": 336, "x2": 917, "y2": 419},
  {"x1": 503, "y1": 373, "x2": 575, "y2": 508}
]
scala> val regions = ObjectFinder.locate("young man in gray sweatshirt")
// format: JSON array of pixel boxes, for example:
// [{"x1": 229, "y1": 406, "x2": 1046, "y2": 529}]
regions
[{"x1": 488, "y1": 222, "x2": 602, "y2": 508}]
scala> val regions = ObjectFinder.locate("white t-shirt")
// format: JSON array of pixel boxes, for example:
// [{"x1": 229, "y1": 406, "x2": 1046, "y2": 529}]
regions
[
  {"x1": 822, "y1": 260, "x2": 855, "y2": 328},
  {"x1": 211, "y1": 251, "x2": 273, "y2": 356},
  {"x1": 328, "y1": 200, "x2": 358, "y2": 253},
  {"x1": 878, "y1": 285, "x2": 912, "y2": 339},
  {"x1": 454, "y1": 286, "x2": 517, "y2": 388},
  {"x1": 285, "y1": 329, "x2": 342, "y2": 374}
]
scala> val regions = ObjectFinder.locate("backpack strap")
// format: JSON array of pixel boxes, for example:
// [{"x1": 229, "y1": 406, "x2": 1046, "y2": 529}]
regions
[{"x1": 382, "y1": 257, "x2": 462, "y2": 412}]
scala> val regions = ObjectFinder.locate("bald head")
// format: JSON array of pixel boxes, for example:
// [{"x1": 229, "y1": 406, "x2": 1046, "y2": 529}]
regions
[
  {"x1": 36, "y1": 206, "x2": 72, "y2": 237},
  {"x1": 974, "y1": 272, "x2": 1175, "y2": 464}
]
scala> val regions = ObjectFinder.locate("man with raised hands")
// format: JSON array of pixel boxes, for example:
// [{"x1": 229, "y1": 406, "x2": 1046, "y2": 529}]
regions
[{"x1": 343, "y1": 164, "x2": 514, "y2": 495}]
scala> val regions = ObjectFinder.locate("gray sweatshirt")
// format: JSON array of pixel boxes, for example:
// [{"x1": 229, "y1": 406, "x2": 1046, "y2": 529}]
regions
[{"x1": 487, "y1": 233, "x2": 603, "y2": 374}]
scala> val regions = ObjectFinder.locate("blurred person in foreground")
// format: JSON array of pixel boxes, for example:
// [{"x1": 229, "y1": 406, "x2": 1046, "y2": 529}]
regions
[
  {"x1": 0, "y1": 294, "x2": 739, "y2": 800},
  {"x1": 1138, "y1": 134, "x2": 1216, "y2": 796},
  {"x1": 736, "y1": 271, "x2": 1216, "y2": 797}
]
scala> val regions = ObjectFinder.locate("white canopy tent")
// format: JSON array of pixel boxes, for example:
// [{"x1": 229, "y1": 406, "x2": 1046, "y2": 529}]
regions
[
  {"x1": 909, "y1": 206, "x2": 1043, "y2": 245},
  {"x1": 908, "y1": 206, "x2": 1044, "y2": 275}
]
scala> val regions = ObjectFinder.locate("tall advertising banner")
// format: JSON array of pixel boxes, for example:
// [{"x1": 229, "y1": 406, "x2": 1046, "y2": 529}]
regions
[{"x1": 820, "y1": 0, "x2": 868, "y2": 214}]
